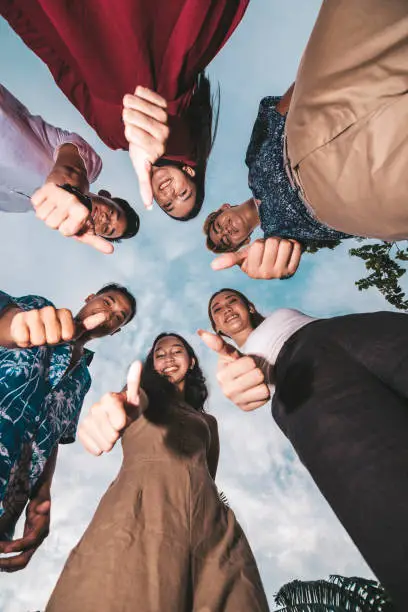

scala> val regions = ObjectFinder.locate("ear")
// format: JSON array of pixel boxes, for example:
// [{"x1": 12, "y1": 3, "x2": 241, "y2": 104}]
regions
[
  {"x1": 85, "y1": 293, "x2": 96, "y2": 304},
  {"x1": 220, "y1": 203, "x2": 232, "y2": 212},
  {"x1": 189, "y1": 357, "x2": 196, "y2": 370},
  {"x1": 182, "y1": 165, "x2": 196, "y2": 178}
]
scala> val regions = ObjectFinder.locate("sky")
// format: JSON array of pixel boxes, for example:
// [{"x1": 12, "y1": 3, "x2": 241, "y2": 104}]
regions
[{"x1": 0, "y1": 1, "x2": 400, "y2": 609}]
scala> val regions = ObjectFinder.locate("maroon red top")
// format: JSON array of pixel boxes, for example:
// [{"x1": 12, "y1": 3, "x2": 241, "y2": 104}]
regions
[{"x1": 1, "y1": 0, "x2": 249, "y2": 164}]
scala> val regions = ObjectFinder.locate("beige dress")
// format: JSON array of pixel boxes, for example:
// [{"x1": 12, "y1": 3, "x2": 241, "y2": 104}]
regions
[{"x1": 46, "y1": 402, "x2": 270, "y2": 612}]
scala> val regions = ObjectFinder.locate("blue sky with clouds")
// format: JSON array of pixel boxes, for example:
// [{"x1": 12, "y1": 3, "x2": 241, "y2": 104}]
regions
[{"x1": 0, "y1": 1, "x2": 398, "y2": 608}]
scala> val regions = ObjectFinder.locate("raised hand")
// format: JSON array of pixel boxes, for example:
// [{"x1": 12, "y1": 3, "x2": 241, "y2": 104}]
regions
[
  {"x1": 31, "y1": 184, "x2": 113, "y2": 254},
  {"x1": 78, "y1": 361, "x2": 146, "y2": 456},
  {"x1": 9, "y1": 307, "x2": 108, "y2": 349},
  {"x1": 198, "y1": 330, "x2": 270, "y2": 411},
  {"x1": 0, "y1": 495, "x2": 51, "y2": 572},
  {"x1": 211, "y1": 237, "x2": 302, "y2": 279},
  {"x1": 123, "y1": 86, "x2": 169, "y2": 209}
]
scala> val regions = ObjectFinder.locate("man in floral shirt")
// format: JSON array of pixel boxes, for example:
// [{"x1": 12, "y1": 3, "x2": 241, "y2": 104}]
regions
[{"x1": 0, "y1": 283, "x2": 136, "y2": 571}]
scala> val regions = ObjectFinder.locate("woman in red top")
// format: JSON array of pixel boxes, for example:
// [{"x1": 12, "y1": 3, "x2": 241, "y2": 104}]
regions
[{"x1": 1, "y1": 0, "x2": 249, "y2": 219}]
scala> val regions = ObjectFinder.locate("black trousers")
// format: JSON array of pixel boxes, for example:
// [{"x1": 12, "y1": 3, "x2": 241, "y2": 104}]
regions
[{"x1": 273, "y1": 312, "x2": 408, "y2": 611}]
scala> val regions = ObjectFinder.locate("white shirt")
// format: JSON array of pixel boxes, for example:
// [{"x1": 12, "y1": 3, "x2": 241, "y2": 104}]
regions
[
  {"x1": 0, "y1": 84, "x2": 102, "y2": 213},
  {"x1": 241, "y1": 308, "x2": 316, "y2": 394}
]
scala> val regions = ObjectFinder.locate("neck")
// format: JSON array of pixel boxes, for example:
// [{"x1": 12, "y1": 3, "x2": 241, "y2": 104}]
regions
[
  {"x1": 229, "y1": 326, "x2": 254, "y2": 348},
  {"x1": 175, "y1": 379, "x2": 186, "y2": 396},
  {"x1": 239, "y1": 197, "x2": 260, "y2": 233}
]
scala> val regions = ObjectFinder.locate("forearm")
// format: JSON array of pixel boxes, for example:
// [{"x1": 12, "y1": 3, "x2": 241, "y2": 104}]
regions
[
  {"x1": 46, "y1": 143, "x2": 89, "y2": 192},
  {"x1": 30, "y1": 447, "x2": 58, "y2": 500}
]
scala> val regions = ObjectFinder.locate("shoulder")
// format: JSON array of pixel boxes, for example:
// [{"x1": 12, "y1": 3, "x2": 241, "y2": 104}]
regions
[
  {"x1": 16, "y1": 295, "x2": 55, "y2": 311},
  {"x1": 202, "y1": 412, "x2": 218, "y2": 434}
]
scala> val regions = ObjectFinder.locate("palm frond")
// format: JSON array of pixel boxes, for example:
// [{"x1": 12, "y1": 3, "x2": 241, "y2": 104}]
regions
[{"x1": 274, "y1": 576, "x2": 396, "y2": 611}]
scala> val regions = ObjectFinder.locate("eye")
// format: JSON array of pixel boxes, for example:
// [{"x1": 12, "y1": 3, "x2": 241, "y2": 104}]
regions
[{"x1": 103, "y1": 299, "x2": 109, "y2": 306}]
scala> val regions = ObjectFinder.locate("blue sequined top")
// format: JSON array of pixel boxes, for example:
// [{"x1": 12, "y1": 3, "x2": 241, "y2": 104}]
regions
[{"x1": 245, "y1": 96, "x2": 351, "y2": 246}]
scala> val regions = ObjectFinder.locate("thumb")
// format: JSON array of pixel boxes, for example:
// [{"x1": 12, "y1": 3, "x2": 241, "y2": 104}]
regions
[
  {"x1": 197, "y1": 330, "x2": 241, "y2": 362},
  {"x1": 211, "y1": 247, "x2": 249, "y2": 271},
  {"x1": 73, "y1": 233, "x2": 114, "y2": 254},
  {"x1": 126, "y1": 360, "x2": 143, "y2": 405},
  {"x1": 137, "y1": 159, "x2": 154, "y2": 210},
  {"x1": 74, "y1": 312, "x2": 109, "y2": 339}
]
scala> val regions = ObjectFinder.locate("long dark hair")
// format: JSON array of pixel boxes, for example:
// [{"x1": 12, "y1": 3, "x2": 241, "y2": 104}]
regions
[
  {"x1": 141, "y1": 333, "x2": 208, "y2": 412},
  {"x1": 163, "y1": 71, "x2": 220, "y2": 222},
  {"x1": 208, "y1": 288, "x2": 265, "y2": 337}
]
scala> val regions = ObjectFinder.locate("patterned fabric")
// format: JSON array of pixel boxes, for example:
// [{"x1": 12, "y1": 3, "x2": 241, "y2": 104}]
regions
[
  {"x1": 245, "y1": 96, "x2": 352, "y2": 245},
  {"x1": 0, "y1": 291, "x2": 93, "y2": 537}
]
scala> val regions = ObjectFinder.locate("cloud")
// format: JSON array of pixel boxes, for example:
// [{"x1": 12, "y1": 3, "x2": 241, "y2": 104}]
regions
[{"x1": 0, "y1": 1, "x2": 388, "y2": 608}]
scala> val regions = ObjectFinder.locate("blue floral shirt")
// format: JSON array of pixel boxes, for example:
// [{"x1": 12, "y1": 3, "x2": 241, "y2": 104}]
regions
[
  {"x1": 246, "y1": 96, "x2": 351, "y2": 246},
  {"x1": 0, "y1": 291, "x2": 93, "y2": 538}
]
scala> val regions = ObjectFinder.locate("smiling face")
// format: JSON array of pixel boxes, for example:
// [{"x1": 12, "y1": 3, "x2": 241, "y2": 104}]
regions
[
  {"x1": 209, "y1": 290, "x2": 254, "y2": 339},
  {"x1": 76, "y1": 289, "x2": 134, "y2": 339},
  {"x1": 89, "y1": 194, "x2": 128, "y2": 239},
  {"x1": 207, "y1": 204, "x2": 252, "y2": 252},
  {"x1": 151, "y1": 165, "x2": 197, "y2": 219},
  {"x1": 153, "y1": 335, "x2": 192, "y2": 391}
]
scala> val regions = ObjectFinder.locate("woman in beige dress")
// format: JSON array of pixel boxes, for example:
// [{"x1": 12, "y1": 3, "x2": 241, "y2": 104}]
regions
[{"x1": 46, "y1": 332, "x2": 269, "y2": 612}]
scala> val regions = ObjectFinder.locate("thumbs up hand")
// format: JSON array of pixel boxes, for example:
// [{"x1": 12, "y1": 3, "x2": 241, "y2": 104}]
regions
[
  {"x1": 78, "y1": 361, "x2": 147, "y2": 455},
  {"x1": 211, "y1": 238, "x2": 302, "y2": 280},
  {"x1": 198, "y1": 330, "x2": 270, "y2": 412},
  {"x1": 123, "y1": 86, "x2": 170, "y2": 210}
]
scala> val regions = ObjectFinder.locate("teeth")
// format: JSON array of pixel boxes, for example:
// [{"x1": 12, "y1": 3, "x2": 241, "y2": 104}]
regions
[
  {"x1": 163, "y1": 366, "x2": 178, "y2": 373},
  {"x1": 159, "y1": 178, "x2": 172, "y2": 191},
  {"x1": 225, "y1": 314, "x2": 238, "y2": 323}
]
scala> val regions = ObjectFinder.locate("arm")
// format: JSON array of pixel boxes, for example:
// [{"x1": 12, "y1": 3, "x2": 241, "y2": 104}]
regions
[
  {"x1": 30, "y1": 445, "x2": 58, "y2": 501},
  {"x1": 0, "y1": 305, "x2": 106, "y2": 350},
  {"x1": 204, "y1": 413, "x2": 220, "y2": 480},
  {"x1": 276, "y1": 82, "x2": 295, "y2": 116},
  {"x1": 0, "y1": 447, "x2": 57, "y2": 572},
  {"x1": 45, "y1": 143, "x2": 89, "y2": 192}
]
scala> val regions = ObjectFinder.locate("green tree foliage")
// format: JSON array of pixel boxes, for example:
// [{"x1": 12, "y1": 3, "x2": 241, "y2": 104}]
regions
[
  {"x1": 273, "y1": 574, "x2": 396, "y2": 612},
  {"x1": 349, "y1": 242, "x2": 408, "y2": 311},
  {"x1": 304, "y1": 240, "x2": 408, "y2": 311}
]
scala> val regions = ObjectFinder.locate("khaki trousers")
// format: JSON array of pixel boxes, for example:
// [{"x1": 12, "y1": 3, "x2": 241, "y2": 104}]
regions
[{"x1": 286, "y1": 0, "x2": 408, "y2": 240}]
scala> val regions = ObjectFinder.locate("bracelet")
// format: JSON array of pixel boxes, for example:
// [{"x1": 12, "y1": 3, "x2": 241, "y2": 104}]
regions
[{"x1": 58, "y1": 183, "x2": 93, "y2": 213}]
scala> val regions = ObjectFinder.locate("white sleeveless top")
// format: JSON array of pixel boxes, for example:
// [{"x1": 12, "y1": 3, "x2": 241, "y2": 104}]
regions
[{"x1": 241, "y1": 308, "x2": 316, "y2": 394}]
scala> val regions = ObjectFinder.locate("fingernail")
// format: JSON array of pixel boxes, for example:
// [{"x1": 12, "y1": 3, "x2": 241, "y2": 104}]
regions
[{"x1": 146, "y1": 202, "x2": 153, "y2": 211}]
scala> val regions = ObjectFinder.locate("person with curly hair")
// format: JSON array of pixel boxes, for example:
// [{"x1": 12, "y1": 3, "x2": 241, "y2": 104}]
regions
[{"x1": 46, "y1": 332, "x2": 269, "y2": 612}]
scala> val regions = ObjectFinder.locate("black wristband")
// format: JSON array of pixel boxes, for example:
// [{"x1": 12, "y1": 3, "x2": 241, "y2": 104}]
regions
[{"x1": 58, "y1": 183, "x2": 93, "y2": 213}]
